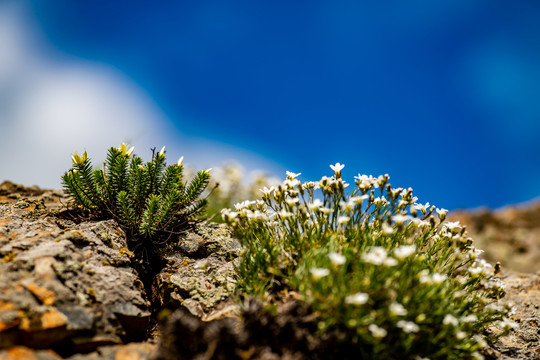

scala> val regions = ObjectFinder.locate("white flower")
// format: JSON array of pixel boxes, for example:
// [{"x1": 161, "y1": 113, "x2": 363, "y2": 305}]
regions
[
  {"x1": 349, "y1": 195, "x2": 369, "y2": 204},
  {"x1": 473, "y1": 335, "x2": 488, "y2": 348},
  {"x1": 337, "y1": 216, "x2": 350, "y2": 224},
  {"x1": 362, "y1": 247, "x2": 388, "y2": 265},
  {"x1": 471, "y1": 351, "x2": 485, "y2": 360},
  {"x1": 436, "y1": 208, "x2": 448, "y2": 219},
  {"x1": 467, "y1": 247, "x2": 484, "y2": 258},
  {"x1": 476, "y1": 259, "x2": 493, "y2": 270},
  {"x1": 373, "y1": 196, "x2": 389, "y2": 206},
  {"x1": 283, "y1": 178, "x2": 301, "y2": 189},
  {"x1": 397, "y1": 320, "x2": 420, "y2": 333},
  {"x1": 499, "y1": 318, "x2": 518, "y2": 330},
  {"x1": 456, "y1": 331, "x2": 467, "y2": 340},
  {"x1": 286, "y1": 198, "x2": 299, "y2": 206},
  {"x1": 221, "y1": 209, "x2": 239, "y2": 219},
  {"x1": 235, "y1": 200, "x2": 257, "y2": 209},
  {"x1": 382, "y1": 223, "x2": 394, "y2": 235},
  {"x1": 413, "y1": 202, "x2": 430, "y2": 214},
  {"x1": 319, "y1": 207, "x2": 333, "y2": 215},
  {"x1": 303, "y1": 181, "x2": 320, "y2": 190},
  {"x1": 247, "y1": 210, "x2": 268, "y2": 221},
  {"x1": 355, "y1": 174, "x2": 380, "y2": 190},
  {"x1": 159, "y1": 146, "x2": 166, "y2": 156},
  {"x1": 329, "y1": 252, "x2": 346, "y2": 266},
  {"x1": 418, "y1": 269, "x2": 431, "y2": 284},
  {"x1": 486, "y1": 303, "x2": 504, "y2": 313},
  {"x1": 286, "y1": 171, "x2": 301, "y2": 179},
  {"x1": 445, "y1": 221, "x2": 461, "y2": 231},
  {"x1": 308, "y1": 199, "x2": 324, "y2": 211},
  {"x1": 390, "y1": 187, "x2": 403, "y2": 198},
  {"x1": 392, "y1": 214, "x2": 412, "y2": 225},
  {"x1": 389, "y1": 302, "x2": 408, "y2": 316},
  {"x1": 368, "y1": 324, "x2": 387, "y2": 338},
  {"x1": 340, "y1": 200, "x2": 352, "y2": 212},
  {"x1": 344, "y1": 292, "x2": 369, "y2": 305},
  {"x1": 278, "y1": 210, "x2": 294, "y2": 218},
  {"x1": 461, "y1": 314, "x2": 478, "y2": 323},
  {"x1": 260, "y1": 186, "x2": 276, "y2": 195},
  {"x1": 393, "y1": 245, "x2": 416, "y2": 259},
  {"x1": 310, "y1": 267, "x2": 330, "y2": 280},
  {"x1": 177, "y1": 156, "x2": 184, "y2": 166},
  {"x1": 443, "y1": 314, "x2": 459, "y2": 326},
  {"x1": 330, "y1": 163, "x2": 345, "y2": 172},
  {"x1": 431, "y1": 273, "x2": 447, "y2": 284}
]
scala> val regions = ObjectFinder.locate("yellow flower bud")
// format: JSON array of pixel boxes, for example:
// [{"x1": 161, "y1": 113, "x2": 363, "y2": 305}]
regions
[{"x1": 71, "y1": 150, "x2": 87, "y2": 165}]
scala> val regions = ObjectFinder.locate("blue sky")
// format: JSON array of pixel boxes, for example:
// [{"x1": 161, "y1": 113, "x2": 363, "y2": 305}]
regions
[{"x1": 1, "y1": 1, "x2": 540, "y2": 210}]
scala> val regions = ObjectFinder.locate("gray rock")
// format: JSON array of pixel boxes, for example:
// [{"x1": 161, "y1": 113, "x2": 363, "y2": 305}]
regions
[
  {"x1": 0, "y1": 194, "x2": 150, "y2": 353},
  {"x1": 153, "y1": 223, "x2": 238, "y2": 316}
]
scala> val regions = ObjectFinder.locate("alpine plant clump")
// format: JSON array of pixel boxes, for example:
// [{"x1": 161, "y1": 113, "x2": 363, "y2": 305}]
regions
[
  {"x1": 222, "y1": 163, "x2": 515, "y2": 360},
  {"x1": 62, "y1": 144, "x2": 211, "y2": 251}
]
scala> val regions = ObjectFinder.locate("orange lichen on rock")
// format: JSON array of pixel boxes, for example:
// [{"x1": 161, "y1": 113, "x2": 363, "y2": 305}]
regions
[
  {"x1": 0, "y1": 346, "x2": 62, "y2": 360},
  {"x1": 40, "y1": 309, "x2": 68, "y2": 329},
  {"x1": 0, "y1": 301, "x2": 21, "y2": 332},
  {"x1": 20, "y1": 309, "x2": 67, "y2": 331},
  {"x1": 22, "y1": 283, "x2": 55, "y2": 306}
]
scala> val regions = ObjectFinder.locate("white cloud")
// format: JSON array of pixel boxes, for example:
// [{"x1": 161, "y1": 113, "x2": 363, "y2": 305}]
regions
[{"x1": 0, "y1": 2, "x2": 283, "y2": 188}]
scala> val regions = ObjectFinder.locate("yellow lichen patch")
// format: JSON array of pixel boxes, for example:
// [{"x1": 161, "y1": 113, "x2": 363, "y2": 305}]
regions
[
  {"x1": 22, "y1": 283, "x2": 55, "y2": 305},
  {"x1": 119, "y1": 247, "x2": 134, "y2": 259},
  {"x1": 1, "y1": 253, "x2": 15, "y2": 263},
  {"x1": 180, "y1": 259, "x2": 190, "y2": 267},
  {"x1": 87, "y1": 287, "x2": 96, "y2": 299},
  {"x1": 22, "y1": 204, "x2": 36, "y2": 211}
]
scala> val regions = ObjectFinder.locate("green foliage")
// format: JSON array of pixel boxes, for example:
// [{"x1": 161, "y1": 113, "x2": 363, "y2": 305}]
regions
[
  {"x1": 62, "y1": 144, "x2": 211, "y2": 243},
  {"x1": 223, "y1": 164, "x2": 514, "y2": 360}
]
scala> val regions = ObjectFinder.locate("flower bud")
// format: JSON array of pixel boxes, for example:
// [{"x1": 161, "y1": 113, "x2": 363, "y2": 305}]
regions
[{"x1": 71, "y1": 150, "x2": 88, "y2": 166}]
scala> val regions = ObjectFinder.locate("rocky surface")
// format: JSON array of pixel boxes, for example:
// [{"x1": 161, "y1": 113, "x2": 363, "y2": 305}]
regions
[
  {"x1": 449, "y1": 200, "x2": 540, "y2": 273},
  {"x1": 484, "y1": 272, "x2": 540, "y2": 359},
  {"x1": 0, "y1": 180, "x2": 539, "y2": 359},
  {"x1": 0, "y1": 181, "x2": 238, "y2": 359}
]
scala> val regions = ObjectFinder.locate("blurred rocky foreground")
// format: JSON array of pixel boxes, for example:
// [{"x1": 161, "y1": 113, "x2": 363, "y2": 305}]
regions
[{"x1": 0, "y1": 180, "x2": 538, "y2": 360}]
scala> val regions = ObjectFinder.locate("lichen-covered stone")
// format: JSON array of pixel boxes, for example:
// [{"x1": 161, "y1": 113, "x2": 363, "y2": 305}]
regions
[
  {"x1": 153, "y1": 223, "x2": 238, "y2": 317},
  {"x1": 0, "y1": 188, "x2": 150, "y2": 353}
]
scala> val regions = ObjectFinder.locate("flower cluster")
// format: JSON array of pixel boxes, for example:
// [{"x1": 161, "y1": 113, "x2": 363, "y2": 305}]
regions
[
  {"x1": 193, "y1": 162, "x2": 280, "y2": 222},
  {"x1": 223, "y1": 163, "x2": 512, "y2": 359}
]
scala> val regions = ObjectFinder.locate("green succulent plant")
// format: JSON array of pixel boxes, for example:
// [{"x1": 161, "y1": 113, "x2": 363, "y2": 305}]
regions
[{"x1": 62, "y1": 143, "x2": 211, "y2": 247}]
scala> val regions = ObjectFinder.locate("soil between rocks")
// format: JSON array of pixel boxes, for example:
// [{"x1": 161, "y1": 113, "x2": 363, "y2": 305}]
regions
[{"x1": 0, "y1": 180, "x2": 539, "y2": 359}]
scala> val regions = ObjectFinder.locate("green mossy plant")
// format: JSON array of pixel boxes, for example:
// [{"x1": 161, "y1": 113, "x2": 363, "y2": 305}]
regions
[
  {"x1": 62, "y1": 143, "x2": 211, "y2": 254},
  {"x1": 223, "y1": 163, "x2": 515, "y2": 360}
]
